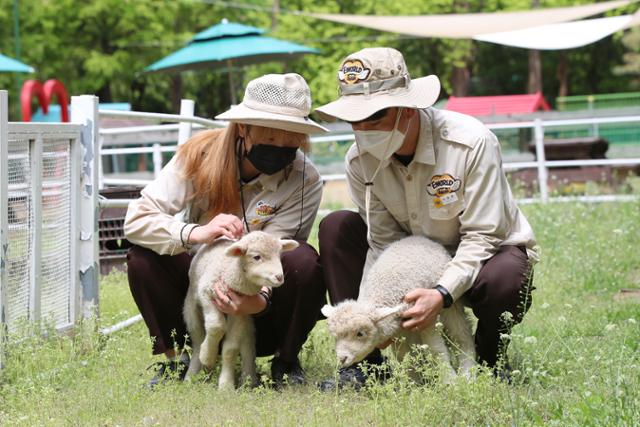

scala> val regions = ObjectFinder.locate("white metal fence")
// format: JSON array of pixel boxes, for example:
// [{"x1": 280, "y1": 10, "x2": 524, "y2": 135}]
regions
[
  {"x1": 1, "y1": 91, "x2": 101, "y2": 369},
  {"x1": 98, "y1": 106, "x2": 640, "y2": 205}
]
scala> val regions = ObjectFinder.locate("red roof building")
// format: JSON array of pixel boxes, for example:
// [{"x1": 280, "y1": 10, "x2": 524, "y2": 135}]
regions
[{"x1": 444, "y1": 92, "x2": 551, "y2": 117}]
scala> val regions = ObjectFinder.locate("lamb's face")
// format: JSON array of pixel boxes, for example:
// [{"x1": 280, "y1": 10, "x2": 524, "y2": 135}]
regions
[
  {"x1": 225, "y1": 232, "x2": 298, "y2": 288},
  {"x1": 322, "y1": 302, "x2": 383, "y2": 367}
]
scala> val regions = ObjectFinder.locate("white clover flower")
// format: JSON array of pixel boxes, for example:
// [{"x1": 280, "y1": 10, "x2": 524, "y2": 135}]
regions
[
  {"x1": 434, "y1": 321, "x2": 444, "y2": 330},
  {"x1": 627, "y1": 318, "x2": 637, "y2": 325},
  {"x1": 564, "y1": 303, "x2": 573, "y2": 309},
  {"x1": 540, "y1": 302, "x2": 550, "y2": 309},
  {"x1": 605, "y1": 323, "x2": 617, "y2": 332},
  {"x1": 524, "y1": 336, "x2": 537, "y2": 345},
  {"x1": 512, "y1": 369, "x2": 521, "y2": 376},
  {"x1": 558, "y1": 316, "x2": 567, "y2": 322},
  {"x1": 499, "y1": 333, "x2": 511, "y2": 341},
  {"x1": 585, "y1": 391, "x2": 592, "y2": 397}
]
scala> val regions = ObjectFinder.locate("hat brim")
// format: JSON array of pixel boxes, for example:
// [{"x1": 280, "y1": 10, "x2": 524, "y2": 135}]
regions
[
  {"x1": 215, "y1": 103, "x2": 329, "y2": 134},
  {"x1": 315, "y1": 75, "x2": 441, "y2": 122}
]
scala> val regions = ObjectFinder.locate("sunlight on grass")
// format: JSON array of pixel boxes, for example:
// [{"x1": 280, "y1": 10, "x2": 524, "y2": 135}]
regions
[{"x1": 1, "y1": 201, "x2": 639, "y2": 426}]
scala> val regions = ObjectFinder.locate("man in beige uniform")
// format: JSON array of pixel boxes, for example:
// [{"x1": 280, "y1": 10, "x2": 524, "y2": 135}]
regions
[{"x1": 316, "y1": 48, "x2": 538, "y2": 390}]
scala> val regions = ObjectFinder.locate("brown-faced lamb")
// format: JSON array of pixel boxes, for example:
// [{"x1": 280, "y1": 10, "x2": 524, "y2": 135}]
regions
[
  {"x1": 183, "y1": 231, "x2": 298, "y2": 389},
  {"x1": 321, "y1": 235, "x2": 476, "y2": 383}
]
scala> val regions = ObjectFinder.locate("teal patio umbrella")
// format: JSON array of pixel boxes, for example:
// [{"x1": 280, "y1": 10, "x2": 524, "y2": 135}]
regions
[
  {"x1": 145, "y1": 19, "x2": 319, "y2": 104},
  {"x1": 0, "y1": 52, "x2": 34, "y2": 73}
]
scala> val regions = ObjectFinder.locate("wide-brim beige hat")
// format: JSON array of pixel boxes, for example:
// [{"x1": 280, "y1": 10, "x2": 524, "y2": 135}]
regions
[
  {"x1": 315, "y1": 47, "x2": 441, "y2": 123},
  {"x1": 216, "y1": 73, "x2": 329, "y2": 134}
]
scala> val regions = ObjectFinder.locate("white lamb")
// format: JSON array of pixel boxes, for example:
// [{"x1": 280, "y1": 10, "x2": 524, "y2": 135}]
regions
[
  {"x1": 183, "y1": 231, "x2": 298, "y2": 389},
  {"x1": 321, "y1": 235, "x2": 476, "y2": 383}
]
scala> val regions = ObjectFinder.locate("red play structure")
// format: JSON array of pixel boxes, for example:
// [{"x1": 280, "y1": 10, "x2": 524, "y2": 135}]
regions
[{"x1": 21, "y1": 79, "x2": 70, "y2": 122}]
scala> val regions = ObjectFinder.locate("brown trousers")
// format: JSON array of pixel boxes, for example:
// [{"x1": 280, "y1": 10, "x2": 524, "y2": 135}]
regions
[
  {"x1": 127, "y1": 241, "x2": 326, "y2": 363},
  {"x1": 318, "y1": 210, "x2": 534, "y2": 367}
]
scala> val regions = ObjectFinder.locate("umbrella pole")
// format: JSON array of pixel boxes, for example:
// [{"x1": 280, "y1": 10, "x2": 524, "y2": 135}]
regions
[{"x1": 227, "y1": 59, "x2": 237, "y2": 105}]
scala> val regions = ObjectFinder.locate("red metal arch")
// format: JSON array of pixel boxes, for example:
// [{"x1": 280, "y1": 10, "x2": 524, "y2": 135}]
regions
[{"x1": 21, "y1": 79, "x2": 69, "y2": 122}]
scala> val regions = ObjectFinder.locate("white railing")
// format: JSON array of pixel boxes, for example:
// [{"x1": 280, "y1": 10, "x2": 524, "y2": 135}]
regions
[
  {"x1": 98, "y1": 109, "x2": 640, "y2": 204},
  {"x1": 1, "y1": 92, "x2": 101, "y2": 368}
]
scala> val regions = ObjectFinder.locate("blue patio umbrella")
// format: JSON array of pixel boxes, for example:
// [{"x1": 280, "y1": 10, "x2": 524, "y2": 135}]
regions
[
  {"x1": 0, "y1": 53, "x2": 34, "y2": 73},
  {"x1": 145, "y1": 20, "x2": 319, "y2": 104}
]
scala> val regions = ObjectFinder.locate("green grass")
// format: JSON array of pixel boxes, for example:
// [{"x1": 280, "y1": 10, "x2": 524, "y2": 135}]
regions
[{"x1": 1, "y1": 201, "x2": 639, "y2": 426}]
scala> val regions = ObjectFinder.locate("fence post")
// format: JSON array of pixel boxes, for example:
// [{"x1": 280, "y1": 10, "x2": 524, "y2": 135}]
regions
[
  {"x1": 71, "y1": 95, "x2": 100, "y2": 319},
  {"x1": 178, "y1": 99, "x2": 194, "y2": 145},
  {"x1": 152, "y1": 143, "x2": 162, "y2": 178},
  {"x1": 533, "y1": 118, "x2": 548, "y2": 202},
  {"x1": 0, "y1": 91, "x2": 8, "y2": 370}
]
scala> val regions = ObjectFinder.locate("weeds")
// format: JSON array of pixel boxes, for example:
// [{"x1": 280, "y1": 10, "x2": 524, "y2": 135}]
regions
[{"x1": 0, "y1": 201, "x2": 639, "y2": 426}]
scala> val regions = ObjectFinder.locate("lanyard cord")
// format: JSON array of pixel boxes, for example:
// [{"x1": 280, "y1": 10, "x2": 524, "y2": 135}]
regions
[
  {"x1": 292, "y1": 153, "x2": 305, "y2": 240},
  {"x1": 355, "y1": 108, "x2": 404, "y2": 244},
  {"x1": 236, "y1": 137, "x2": 251, "y2": 233}
]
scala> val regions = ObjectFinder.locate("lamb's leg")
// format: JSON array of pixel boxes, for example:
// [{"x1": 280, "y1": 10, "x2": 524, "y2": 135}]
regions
[
  {"x1": 237, "y1": 316, "x2": 257, "y2": 387},
  {"x1": 440, "y1": 302, "x2": 477, "y2": 378},
  {"x1": 183, "y1": 295, "x2": 205, "y2": 379},
  {"x1": 199, "y1": 300, "x2": 226, "y2": 368},
  {"x1": 420, "y1": 326, "x2": 457, "y2": 384},
  {"x1": 218, "y1": 316, "x2": 241, "y2": 390}
]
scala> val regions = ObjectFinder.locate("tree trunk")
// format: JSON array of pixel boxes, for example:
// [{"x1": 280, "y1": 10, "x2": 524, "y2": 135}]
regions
[
  {"x1": 556, "y1": 52, "x2": 569, "y2": 98},
  {"x1": 170, "y1": 75, "x2": 183, "y2": 113},
  {"x1": 271, "y1": 0, "x2": 279, "y2": 31},
  {"x1": 451, "y1": 66, "x2": 470, "y2": 97},
  {"x1": 528, "y1": 49, "x2": 543, "y2": 94}
]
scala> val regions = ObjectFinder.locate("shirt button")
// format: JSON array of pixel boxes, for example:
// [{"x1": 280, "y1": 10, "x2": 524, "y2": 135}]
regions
[
  {"x1": 411, "y1": 213, "x2": 417, "y2": 220},
  {"x1": 406, "y1": 174, "x2": 413, "y2": 181}
]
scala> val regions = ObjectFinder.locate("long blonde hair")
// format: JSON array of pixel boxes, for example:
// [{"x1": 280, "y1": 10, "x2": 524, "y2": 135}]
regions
[{"x1": 175, "y1": 124, "x2": 241, "y2": 219}]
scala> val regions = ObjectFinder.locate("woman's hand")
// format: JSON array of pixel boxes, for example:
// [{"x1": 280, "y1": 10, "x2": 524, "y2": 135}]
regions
[
  {"x1": 400, "y1": 288, "x2": 444, "y2": 332},
  {"x1": 188, "y1": 213, "x2": 244, "y2": 244},
  {"x1": 211, "y1": 282, "x2": 267, "y2": 316}
]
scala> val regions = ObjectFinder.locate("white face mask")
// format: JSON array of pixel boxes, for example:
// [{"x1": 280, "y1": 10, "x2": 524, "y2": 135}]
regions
[
  {"x1": 353, "y1": 109, "x2": 405, "y2": 161},
  {"x1": 353, "y1": 129, "x2": 406, "y2": 161}
]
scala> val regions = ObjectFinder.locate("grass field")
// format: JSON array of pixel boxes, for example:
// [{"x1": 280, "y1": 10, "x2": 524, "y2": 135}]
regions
[{"x1": 1, "y1": 201, "x2": 639, "y2": 426}]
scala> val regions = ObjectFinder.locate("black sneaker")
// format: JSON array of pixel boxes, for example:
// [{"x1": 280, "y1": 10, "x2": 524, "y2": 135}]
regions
[
  {"x1": 271, "y1": 357, "x2": 306, "y2": 387},
  {"x1": 147, "y1": 359, "x2": 189, "y2": 388},
  {"x1": 317, "y1": 357, "x2": 391, "y2": 392}
]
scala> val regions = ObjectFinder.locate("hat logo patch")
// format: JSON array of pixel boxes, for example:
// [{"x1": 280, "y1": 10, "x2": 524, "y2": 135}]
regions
[
  {"x1": 427, "y1": 174, "x2": 461, "y2": 208},
  {"x1": 338, "y1": 60, "x2": 371, "y2": 85}
]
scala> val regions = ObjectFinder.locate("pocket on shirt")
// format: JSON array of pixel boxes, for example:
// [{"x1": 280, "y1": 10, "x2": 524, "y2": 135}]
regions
[{"x1": 428, "y1": 196, "x2": 465, "y2": 220}]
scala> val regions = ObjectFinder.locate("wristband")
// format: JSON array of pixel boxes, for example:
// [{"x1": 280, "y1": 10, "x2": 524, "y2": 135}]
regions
[
  {"x1": 253, "y1": 290, "x2": 272, "y2": 318},
  {"x1": 434, "y1": 285, "x2": 453, "y2": 309},
  {"x1": 179, "y1": 223, "x2": 189, "y2": 248},
  {"x1": 186, "y1": 224, "x2": 201, "y2": 247}
]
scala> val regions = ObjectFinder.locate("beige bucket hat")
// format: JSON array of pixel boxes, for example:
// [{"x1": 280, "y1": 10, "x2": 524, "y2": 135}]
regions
[
  {"x1": 216, "y1": 73, "x2": 329, "y2": 134},
  {"x1": 315, "y1": 47, "x2": 441, "y2": 122}
]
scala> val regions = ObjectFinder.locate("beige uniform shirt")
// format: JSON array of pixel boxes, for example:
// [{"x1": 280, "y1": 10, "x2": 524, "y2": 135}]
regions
[
  {"x1": 124, "y1": 150, "x2": 322, "y2": 255},
  {"x1": 346, "y1": 107, "x2": 539, "y2": 301}
]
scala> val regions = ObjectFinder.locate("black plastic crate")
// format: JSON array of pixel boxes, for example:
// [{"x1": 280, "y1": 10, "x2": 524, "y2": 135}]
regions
[{"x1": 99, "y1": 186, "x2": 143, "y2": 275}]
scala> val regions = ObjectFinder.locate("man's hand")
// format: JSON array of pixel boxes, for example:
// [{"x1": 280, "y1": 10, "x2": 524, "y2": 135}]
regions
[
  {"x1": 211, "y1": 282, "x2": 267, "y2": 316},
  {"x1": 189, "y1": 213, "x2": 244, "y2": 244},
  {"x1": 401, "y1": 288, "x2": 444, "y2": 332}
]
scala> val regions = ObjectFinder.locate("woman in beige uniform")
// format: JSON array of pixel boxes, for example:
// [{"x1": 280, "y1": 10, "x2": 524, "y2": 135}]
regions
[{"x1": 124, "y1": 74, "x2": 328, "y2": 387}]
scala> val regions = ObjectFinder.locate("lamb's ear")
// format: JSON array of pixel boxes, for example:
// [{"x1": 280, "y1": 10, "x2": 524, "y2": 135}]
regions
[
  {"x1": 225, "y1": 240, "x2": 247, "y2": 257},
  {"x1": 321, "y1": 304, "x2": 336, "y2": 318},
  {"x1": 280, "y1": 239, "x2": 299, "y2": 253},
  {"x1": 373, "y1": 305, "x2": 404, "y2": 323}
]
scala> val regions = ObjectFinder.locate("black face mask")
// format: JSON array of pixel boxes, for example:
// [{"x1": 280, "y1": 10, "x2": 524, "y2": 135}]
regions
[{"x1": 246, "y1": 144, "x2": 297, "y2": 175}]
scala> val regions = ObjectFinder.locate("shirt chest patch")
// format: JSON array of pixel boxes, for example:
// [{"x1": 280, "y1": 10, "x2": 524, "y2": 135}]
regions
[
  {"x1": 255, "y1": 200, "x2": 276, "y2": 217},
  {"x1": 426, "y1": 174, "x2": 461, "y2": 208}
]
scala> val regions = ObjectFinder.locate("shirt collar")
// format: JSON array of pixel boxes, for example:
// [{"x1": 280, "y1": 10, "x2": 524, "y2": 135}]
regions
[{"x1": 413, "y1": 108, "x2": 436, "y2": 165}]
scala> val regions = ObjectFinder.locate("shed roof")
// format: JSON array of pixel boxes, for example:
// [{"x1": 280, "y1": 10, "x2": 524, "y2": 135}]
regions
[{"x1": 444, "y1": 92, "x2": 551, "y2": 117}]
